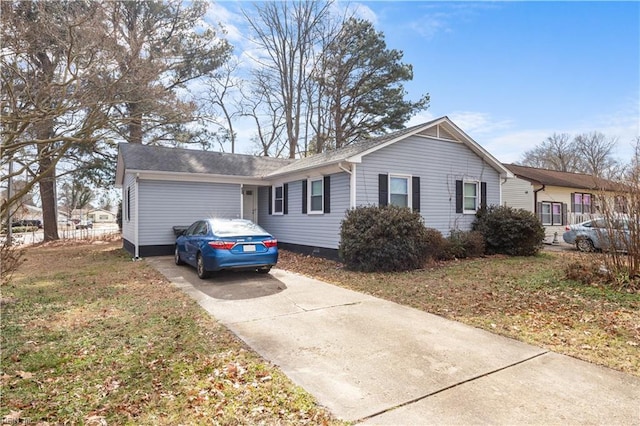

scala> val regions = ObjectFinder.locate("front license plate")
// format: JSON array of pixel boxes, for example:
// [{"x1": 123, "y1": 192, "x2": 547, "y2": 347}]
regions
[{"x1": 243, "y1": 244, "x2": 256, "y2": 252}]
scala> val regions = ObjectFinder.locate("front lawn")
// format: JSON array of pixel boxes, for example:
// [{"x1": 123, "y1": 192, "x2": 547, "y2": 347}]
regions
[
  {"x1": 278, "y1": 250, "x2": 640, "y2": 377},
  {"x1": 1, "y1": 241, "x2": 341, "y2": 425}
]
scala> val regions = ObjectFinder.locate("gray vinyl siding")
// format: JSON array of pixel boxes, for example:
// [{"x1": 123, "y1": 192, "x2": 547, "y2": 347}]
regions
[
  {"x1": 502, "y1": 177, "x2": 534, "y2": 211},
  {"x1": 121, "y1": 173, "x2": 137, "y2": 244},
  {"x1": 258, "y1": 172, "x2": 350, "y2": 249},
  {"x1": 138, "y1": 180, "x2": 241, "y2": 246},
  {"x1": 355, "y1": 135, "x2": 501, "y2": 235}
]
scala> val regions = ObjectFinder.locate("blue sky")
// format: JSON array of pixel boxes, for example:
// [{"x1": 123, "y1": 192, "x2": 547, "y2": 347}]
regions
[{"x1": 210, "y1": 1, "x2": 639, "y2": 164}]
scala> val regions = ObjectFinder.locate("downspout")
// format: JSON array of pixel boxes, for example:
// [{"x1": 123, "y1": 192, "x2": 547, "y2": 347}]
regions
[
  {"x1": 240, "y1": 183, "x2": 244, "y2": 219},
  {"x1": 533, "y1": 184, "x2": 546, "y2": 214},
  {"x1": 134, "y1": 173, "x2": 140, "y2": 259}
]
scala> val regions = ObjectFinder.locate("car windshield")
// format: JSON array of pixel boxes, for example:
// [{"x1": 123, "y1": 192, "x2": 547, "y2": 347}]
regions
[{"x1": 210, "y1": 219, "x2": 269, "y2": 236}]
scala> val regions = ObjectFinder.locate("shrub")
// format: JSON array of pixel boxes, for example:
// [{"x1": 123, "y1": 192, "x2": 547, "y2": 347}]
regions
[
  {"x1": 423, "y1": 228, "x2": 447, "y2": 261},
  {"x1": 339, "y1": 205, "x2": 430, "y2": 272},
  {"x1": 472, "y1": 205, "x2": 545, "y2": 256},
  {"x1": 443, "y1": 230, "x2": 485, "y2": 259}
]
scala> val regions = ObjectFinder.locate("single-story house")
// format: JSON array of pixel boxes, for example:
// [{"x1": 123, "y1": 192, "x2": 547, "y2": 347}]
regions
[
  {"x1": 87, "y1": 208, "x2": 117, "y2": 224},
  {"x1": 502, "y1": 163, "x2": 624, "y2": 241},
  {"x1": 115, "y1": 116, "x2": 514, "y2": 258}
]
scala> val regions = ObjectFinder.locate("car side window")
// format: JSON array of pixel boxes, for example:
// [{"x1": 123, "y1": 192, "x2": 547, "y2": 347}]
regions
[
  {"x1": 199, "y1": 222, "x2": 209, "y2": 235},
  {"x1": 194, "y1": 221, "x2": 208, "y2": 235},
  {"x1": 186, "y1": 222, "x2": 200, "y2": 236}
]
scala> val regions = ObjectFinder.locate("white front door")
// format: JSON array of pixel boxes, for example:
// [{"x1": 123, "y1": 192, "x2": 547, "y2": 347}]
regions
[{"x1": 242, "y1": 187, "x2": 257, "y2": 223}]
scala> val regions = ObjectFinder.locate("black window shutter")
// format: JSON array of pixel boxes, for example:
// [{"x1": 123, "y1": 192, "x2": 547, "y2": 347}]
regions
[
  {"x1": 455, "y1": 180, "x2": 463, "y2": 213},
  {"x1": 570, "y1": 192, "x2": 576, "y2": 213},
  {"x1": 379, "y1": 174, "x2": 388, "y2": 206},
  {"x1": 412, "y1": 176, "x2": 420, "y2": 212},
  {"x1": 562, "y1": 203, "x2": 568, "y2": 225},
  {"x1": 302, "y1": 180, "x2": 308, "y2": 214},
  {"x1": 323, "y1": 176, "x2": 331, "y2": 213},
  {"x1": 283, "y1": 183, "x2": 289, "y2": 214},
  {"x1": 480, "y1": 182, "x2": 487, "y2": 209},
  {"x1": 268, "y1": 186, "x2": 272, "y2": 215}
]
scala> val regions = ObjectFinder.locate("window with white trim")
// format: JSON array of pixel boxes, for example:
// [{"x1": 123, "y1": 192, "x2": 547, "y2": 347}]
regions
[
  {"x1": 389, "y1": 175, "x2": 410, "y2": 208},
  {"x1": 309, "y1": 178, "x2": 323, "y2": 213},
  {"x1": 463, "y1": 181, "x2": 479, "y2": 212},
  {"x1": 541, "y1": 201, "x2": 563, "y2": 226},
  {"x1": 573, "y1": 193, "x2": 592, "y2": 214},
  {"x1": 273, "y1": 185, "x2": 283, "y2": 215}
]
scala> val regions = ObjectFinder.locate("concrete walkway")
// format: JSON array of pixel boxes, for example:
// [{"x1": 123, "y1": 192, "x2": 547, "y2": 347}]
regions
[{"x1": 146, "y1": 257, "x2": 640, "y2": 425}]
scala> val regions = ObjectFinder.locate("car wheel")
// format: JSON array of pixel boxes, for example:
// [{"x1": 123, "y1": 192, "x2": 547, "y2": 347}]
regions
[
  {"x1": 257, "y1": 267, "x2": 271, "y2": 274},
  {"x1": 196, "y1": 253, "x2": 210, "y2": 279},
  {"x1": 174, "y1": 246, "x2": 184, "y2": 265},
  {"x1": 576, "y1": 238, "x2": 595, "y2": 252}
]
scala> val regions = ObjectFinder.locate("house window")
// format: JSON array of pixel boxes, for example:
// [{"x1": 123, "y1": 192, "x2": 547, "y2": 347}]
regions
[
  {"x1": 273, "y1": 185, "x2": 283, "y2": 214},
  {"x1": 573, "y1": 193, "x2": 592, "y2": 214},
  {"x1": 552, "y1": 203, "x2": 562, "y2": 225},
  {"x1": 464, "y1": 181, "x2": 479, "y2": 212},
  {"x1": 309, "y1": 178, "x2": 323, "y2": 213},
  {"x1": 389, "y1": 176, "x2": 410, "y2": 208},
  {"x1": 126, "y1": 187, "x2": 131, "y2": 221},
  {"x1": 540, "y1": 201, "x2": 564, "y2": 226}
]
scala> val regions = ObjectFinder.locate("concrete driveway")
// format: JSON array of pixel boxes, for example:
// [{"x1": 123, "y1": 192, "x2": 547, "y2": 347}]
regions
[{"x1": 146, "y1": 256, "x2": 640, "y2": 425}]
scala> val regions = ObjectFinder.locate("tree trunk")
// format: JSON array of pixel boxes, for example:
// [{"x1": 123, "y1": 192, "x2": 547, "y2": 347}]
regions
[
  {"x1": 37, "y1": 123, "x2": 59, "y2": 242},
  {"x1": 127, "y1": 102, "x2": 143, "y2": 144}
]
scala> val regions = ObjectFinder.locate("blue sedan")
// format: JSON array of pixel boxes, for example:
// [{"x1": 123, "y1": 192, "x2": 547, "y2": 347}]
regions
[{"x1": 175, "y1": 218, "x2": 278, "y2": 279}]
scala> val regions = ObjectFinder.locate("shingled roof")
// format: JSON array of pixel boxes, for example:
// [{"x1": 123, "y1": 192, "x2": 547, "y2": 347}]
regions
[
  {"x1": 265, "y1": 122, "x2": 431, "y2": 177},
  {"x1": 118, "y1": 143, "x2": 294, "y2": 177},
  {"x1": 504, "y1": 163, "x2": 619, "y2": 191},
  {"x1": 117, "y1": 116, "x2": 512, "y2": 184}
]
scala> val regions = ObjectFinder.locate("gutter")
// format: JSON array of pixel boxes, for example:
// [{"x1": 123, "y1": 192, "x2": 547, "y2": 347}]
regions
[{"x1": 533, "y1": 184, "x2": 546, "y2": 213}]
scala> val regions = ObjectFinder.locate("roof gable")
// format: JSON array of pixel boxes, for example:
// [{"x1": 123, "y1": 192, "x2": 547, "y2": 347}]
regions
[{"x1": 266, "y1": 116, "x2": 512, "y2": 178}]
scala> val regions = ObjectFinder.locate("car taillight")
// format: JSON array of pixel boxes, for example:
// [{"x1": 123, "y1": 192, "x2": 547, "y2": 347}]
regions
[
  {"x1": 263, "y1": 239, "x2": 278, "y2": 248},
  {"x1": 565, "y1": 226, "x2": 571, "y2": 231},
  {"x1": 208, "y1": 241, "x2": 235, "y2": 250}
]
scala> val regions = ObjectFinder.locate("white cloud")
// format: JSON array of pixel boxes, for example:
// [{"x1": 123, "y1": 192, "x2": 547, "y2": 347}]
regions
[
  {"x1": 346, "y1": 2, "x2": 378, "y2": 25},
  {"x1": 483, "y1": 129, "x2": 552, "y2": 164},
  {"x1": 448, "y1": 111, "x2": 513, "y2": 135}
]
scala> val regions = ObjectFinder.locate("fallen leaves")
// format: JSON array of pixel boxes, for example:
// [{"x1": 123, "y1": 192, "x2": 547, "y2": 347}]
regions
[{"x1": 2, "y1": 241, "x2": 341, "y2": 425}]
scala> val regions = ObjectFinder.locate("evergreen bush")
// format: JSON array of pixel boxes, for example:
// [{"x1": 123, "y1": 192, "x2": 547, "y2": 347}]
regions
[
  {"x1": 472, "y1": 206, "x2": 545, "y2": 256},
  {"x1": 339, "y1": 205, "x2": 430, "y2": 272}
]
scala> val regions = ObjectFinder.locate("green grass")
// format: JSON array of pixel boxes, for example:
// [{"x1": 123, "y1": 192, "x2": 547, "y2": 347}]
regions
[{"x1": 1, "y1": 241, "x2": 342, "y2": 425}]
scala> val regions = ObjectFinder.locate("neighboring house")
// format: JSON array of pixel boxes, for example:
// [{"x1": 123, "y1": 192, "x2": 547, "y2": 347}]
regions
[
  {"x1": 116, "y1": 116, "x2": 513, "y2": 258},
  {"x1": 87, "y1": 208, "x2": 116, "y2": 223},
  {"x1": 11, "y1": 203, "x2": 42, "y2": 221},
  {"x1": 502, "y1": 164, "x2": 623, "y2": 241}
]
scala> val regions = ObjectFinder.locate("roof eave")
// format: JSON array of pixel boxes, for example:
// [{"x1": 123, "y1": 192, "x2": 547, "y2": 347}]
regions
[{"x1": 121, "y1": 169, "x2": 268, "y2": 185}]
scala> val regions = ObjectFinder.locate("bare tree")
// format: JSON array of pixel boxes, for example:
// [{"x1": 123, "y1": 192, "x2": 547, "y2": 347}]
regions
[
  {"x1": 520, "y1": 133, "x2": 580, "y2": 172},
  {"x1": 242, "y1": 71, "x2": 287, "y2": 157},
  {"x1": 196, "y1": 58, "x2": 243, "y2": 153},
  {"x1": 243, "y1": 0, "x2": 333, "y2": 158},
  {"x1": 574, "y1": 131, "x2": 619, "y2": 178}
]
